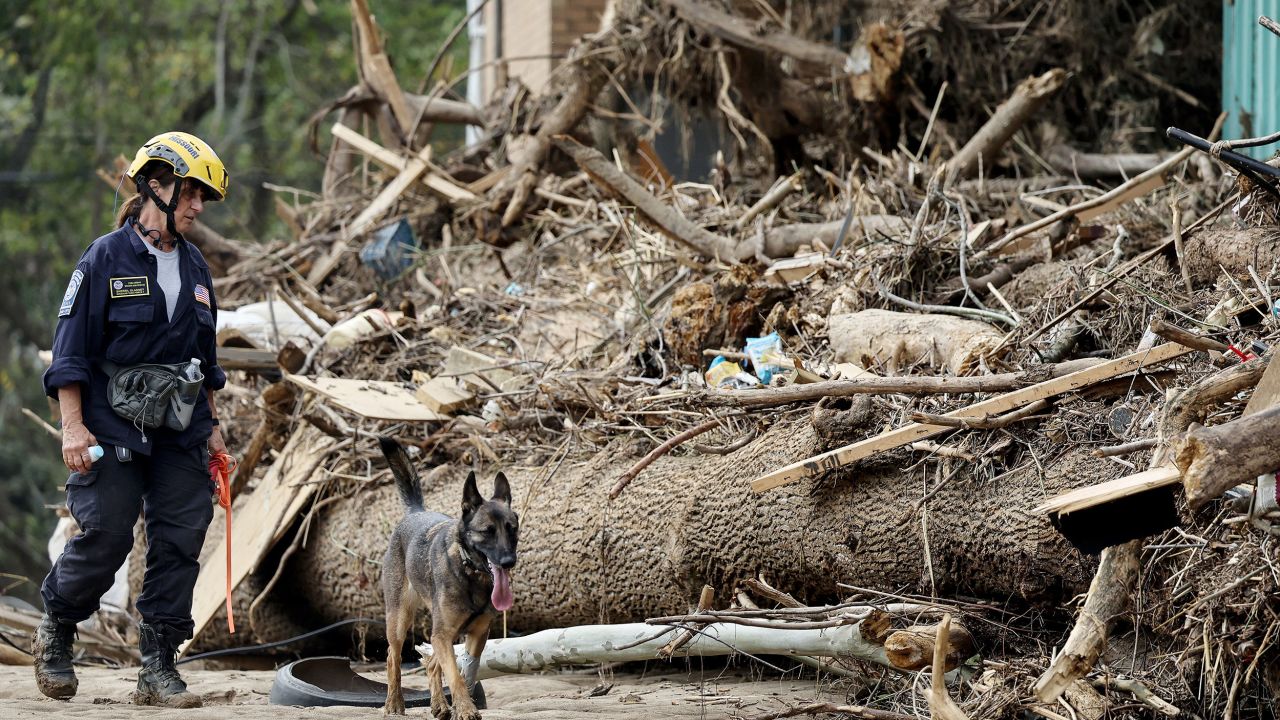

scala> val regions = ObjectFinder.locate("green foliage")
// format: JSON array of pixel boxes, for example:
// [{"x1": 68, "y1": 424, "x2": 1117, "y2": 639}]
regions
[{"x1": 0, "y1": 0, "x2": 470, "y2": 604}]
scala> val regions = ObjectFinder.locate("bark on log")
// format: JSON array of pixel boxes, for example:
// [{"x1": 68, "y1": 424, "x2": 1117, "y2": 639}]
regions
[
  {"x1": 260, "y1": 418, "x2": 1101, "y2": 651},
  {"x1": 945, "y1": 69, "x2": 1067, "y2": 186},
  {"x1": 764, "y1": 215, "x2": 908, "y2": 257},
  {"x1": 1175, "y1": 404, "x2": 1280, "y2": 509},
  {"x1": 828, "y1": 310, "x2": 1004, "y2": 375},
  {"x1": 1181, "y1": 227, "x2": 1280, "y2": 286},
  {"x1": 555, "y1": 136, "x2": 749, "y2": 261}
]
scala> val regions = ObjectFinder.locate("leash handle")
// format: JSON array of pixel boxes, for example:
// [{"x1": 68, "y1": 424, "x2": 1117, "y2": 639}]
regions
[{"x1": 208, "y1": 452, "x2": 238, "y2": 634}]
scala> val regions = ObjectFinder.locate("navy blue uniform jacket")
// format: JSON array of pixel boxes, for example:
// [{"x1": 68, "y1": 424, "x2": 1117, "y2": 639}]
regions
[{"x1": 43, "y1": 220, "x2": 226, "y2": 456}]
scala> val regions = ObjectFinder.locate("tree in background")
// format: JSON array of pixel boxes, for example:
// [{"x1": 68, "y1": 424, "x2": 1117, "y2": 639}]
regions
[{"x1": 0, "y1": 0, "x2": 467, "y2": 603}]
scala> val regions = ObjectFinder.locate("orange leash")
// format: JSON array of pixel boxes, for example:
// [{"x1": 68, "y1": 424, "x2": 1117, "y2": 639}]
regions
[{"x1": 208, "y1": 452, "x2": 238, "y2": 634}]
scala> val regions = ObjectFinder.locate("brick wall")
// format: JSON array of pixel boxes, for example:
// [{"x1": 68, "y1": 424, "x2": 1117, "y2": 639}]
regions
[
  {"x1": 551, "y1": 0, "x2": 609, "y2": 57},
  {"x1": 477, "y1": 0, "x2": 609, "y2": 97}
]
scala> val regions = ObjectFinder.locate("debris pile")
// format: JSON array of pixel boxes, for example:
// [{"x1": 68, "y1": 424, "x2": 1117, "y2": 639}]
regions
[{"x1": 106, "y1": 1, "x2": 1280, "y2": 717}]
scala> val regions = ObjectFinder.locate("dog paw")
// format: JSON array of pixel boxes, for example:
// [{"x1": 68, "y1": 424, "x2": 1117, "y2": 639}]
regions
[
  {"x1": 383, "y1": 695, "x2": 406, "y2": 715},
  {"x1": 430, "y1": 702, "x2": 451, "y2": 720}
]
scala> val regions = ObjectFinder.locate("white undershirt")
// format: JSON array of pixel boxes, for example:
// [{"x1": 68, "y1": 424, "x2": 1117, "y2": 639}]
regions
[{"x1": 144, "y1": 240, "x2": 182, "y2": 321}]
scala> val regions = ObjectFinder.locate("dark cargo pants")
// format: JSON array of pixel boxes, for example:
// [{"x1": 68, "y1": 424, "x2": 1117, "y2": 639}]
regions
[{"x1": 41, "y1": 442, "x2": 214, "y2": 638}]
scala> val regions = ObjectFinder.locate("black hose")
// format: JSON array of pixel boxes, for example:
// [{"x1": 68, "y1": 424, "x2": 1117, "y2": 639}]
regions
[{"x1": 176, "y1": 618, "x2": 385, "y2": 665}]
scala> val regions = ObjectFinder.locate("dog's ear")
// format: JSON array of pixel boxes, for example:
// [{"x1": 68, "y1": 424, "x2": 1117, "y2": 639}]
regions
[
  {"x1": 492, "y1": 471, "x2": 512, "y2": 505},
  {"x1": 461, "y1": 470, "x2": 483, "y2": 520}
]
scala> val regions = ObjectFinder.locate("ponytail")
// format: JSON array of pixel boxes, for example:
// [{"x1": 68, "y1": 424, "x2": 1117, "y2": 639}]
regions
[{"x1": 115, "y1": 194, "x2": 143, "y2": 228}]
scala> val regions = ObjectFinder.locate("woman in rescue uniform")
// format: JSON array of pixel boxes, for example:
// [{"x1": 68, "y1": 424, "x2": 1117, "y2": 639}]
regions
[{"x1": 33, "y1": 132, "x2": 230, "y2": 708}]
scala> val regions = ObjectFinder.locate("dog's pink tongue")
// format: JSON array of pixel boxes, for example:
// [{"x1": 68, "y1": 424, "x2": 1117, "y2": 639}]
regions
[{"x1": 489, "y1": 563, "x2": 514, "y2": 611}]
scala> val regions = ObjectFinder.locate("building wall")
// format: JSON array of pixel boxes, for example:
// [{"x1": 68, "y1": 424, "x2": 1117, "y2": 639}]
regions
[{"x1": 474, "y1": 0, "x2": 610, "y2": 102}]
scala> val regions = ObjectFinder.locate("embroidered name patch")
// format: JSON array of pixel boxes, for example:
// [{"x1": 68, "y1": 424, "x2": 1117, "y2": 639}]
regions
[
  {"x1": 58, "y1": 269, "x2": 84, "y2": 317},
  {"x1": 194, "y1": 284, "x2": 210, "y2": 307},
  {"x1": 109, "y1": 276, "x2": 150, "y2": 299}
]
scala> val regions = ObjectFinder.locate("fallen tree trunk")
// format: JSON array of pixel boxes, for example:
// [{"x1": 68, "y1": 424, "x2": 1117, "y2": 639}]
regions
[
  {"x1": 260, "y1": 417, "x2": 1103, "y2": 650},
  {"x1": 448, "y1": 619, "x2": 890, "y2": 681},
  {"x1": 1175, "y1": 404, "x2": 1280, "y2": 509}
]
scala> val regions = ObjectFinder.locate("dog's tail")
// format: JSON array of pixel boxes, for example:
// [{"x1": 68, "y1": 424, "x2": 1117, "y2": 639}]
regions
[{"x1": 379, "y1": 436, "x2": 424, "y2": 512}]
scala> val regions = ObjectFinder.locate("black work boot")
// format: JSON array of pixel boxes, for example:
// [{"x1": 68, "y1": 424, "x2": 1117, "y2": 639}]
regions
[
  {"x1": 134, "y1": 622, "x2": 201, "y2": 708},
  {"x1": 31, "y1": 614, "x2": 78, "y2": 700}
]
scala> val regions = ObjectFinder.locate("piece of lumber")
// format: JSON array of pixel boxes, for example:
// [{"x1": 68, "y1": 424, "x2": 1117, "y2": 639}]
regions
[
  {"x1": 350, "y1": 0, "x2": 413, "y2": 139},
  {"x1": 553, "y1": 136, "x2": 747, "y2": 261},
  {"x1": 710, "y1": 358, "x2": 1105, "y2": 410},
  {"x1": 1244, "y1": 352, "x2": 1280, "y2": 415},
  {"x1": 443, "y1": 346, "x2": 522, "y2": 393},
  {"x1": 1176, "y1": 404, "x2": 1280, "y2": 509},
  {"x1": 1032, "y1": 466, "x2": 1181, "y2": 516},
  {"x1": 765, "y1": 252, "x2": 829, "y2": 284},
  {"x1": 751, "y1": 342, "x2": 1193, "y2": 492},
  {"x1": 944, "y1": 69, "x2": 1067, "y2": 186},
  {"x1": 286, "y1": 374, "x2": 447, "y2": 422},
  {"x1": 329, "y1": 123, "x2": 476, "y2": 202},
  {"x1": 183, "y1": 427, "x2": 333, "y2": 654},
  {"x1": 414, "y1": 374, "x2": 475, "y2": 415},
  {"x1": 441, "y1": 619, "x2": 892, "y2": 681}
]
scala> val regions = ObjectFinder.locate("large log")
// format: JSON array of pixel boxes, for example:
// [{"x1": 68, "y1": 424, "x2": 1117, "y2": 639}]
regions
[{"x1": 255, "y1": 418, "x2": 1102, "y2": 649}]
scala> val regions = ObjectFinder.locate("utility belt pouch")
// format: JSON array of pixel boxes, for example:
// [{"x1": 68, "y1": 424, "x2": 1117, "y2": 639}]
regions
[{"x1": 103, "y1": 361, "x2": 200, "y2": 433}]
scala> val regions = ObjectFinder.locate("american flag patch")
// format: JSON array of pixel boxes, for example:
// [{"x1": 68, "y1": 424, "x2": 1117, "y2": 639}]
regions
[{"x1": 194, "y1": 284, "x2": 211, "y2": 307}]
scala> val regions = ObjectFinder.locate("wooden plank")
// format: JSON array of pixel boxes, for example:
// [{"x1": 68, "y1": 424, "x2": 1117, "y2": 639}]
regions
[
  {"x1": 443, "y1": 346, "x2": 524, "y2": 393},
  {"x1": 1077, "y1": 173, "x2": 1165, "y2": 224},
  {"x1": 414, "y1": 375, "x2": 475, "y2": 415},
  {"x1": 348, "y1": 144, "x2": 434, "y2": 238},
  {"x1": 751, "y1": 342, "x2": 1193, "y2": 493},
  {"x1": 1031, "y1": 465, "x2": 1181, "y2": 516},
  {"x1": 1243, "y1": 355, "x2": 1280, "y2": 415},
  {"x1": 183, "y1": 427, "x2": 331, "y2": 654},
  {"x1": 330, "y1": 123, "x2": 476, "y2": 202},
  {"x1": 286, "y1": 374, "x2": 447, "y2": 422}
]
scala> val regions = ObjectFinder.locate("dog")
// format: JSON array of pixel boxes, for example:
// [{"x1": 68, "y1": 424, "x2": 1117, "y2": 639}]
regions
[{"x1": 378, "y1": 437, "x2": 519, "y2": 719}]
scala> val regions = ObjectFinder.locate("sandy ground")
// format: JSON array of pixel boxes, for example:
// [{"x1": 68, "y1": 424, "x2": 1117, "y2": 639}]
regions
[{"x1": 0, "y1": 662, "x2": 842, "y2": 719}]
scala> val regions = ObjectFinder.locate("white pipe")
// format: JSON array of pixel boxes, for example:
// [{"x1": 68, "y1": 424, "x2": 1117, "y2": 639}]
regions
[{"x1": 465, "y1": 0, "x2": 485, "y2": 146}]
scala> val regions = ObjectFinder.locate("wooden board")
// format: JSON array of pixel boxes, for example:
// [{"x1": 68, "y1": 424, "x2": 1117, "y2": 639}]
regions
[
  {"x1": 751, "y1": 342, "x2": 1193, "y2": 493},
  {"x1": 183, "y1": 427, "x2": 332, "y2": 654},
  {"x1": 443, "y1": 346, "x2": 524, "y2": 393},
  {"x1": 286, "y1": 374, "x2": 446, "y2": 422},
  {"x1": 217, "y1": 346, "x2": 280, "y2": 372},
  {"x1": 415, "y1": 376, "x2": 475, "y2": 414},
  {"x1": 1244, "y1": 355, "x2": 1280, "y2": 416},
  {"x1": 1031, "y1": 465, "x2": 1181, "y2": 516},
  {"x1": 330, "y1": 123, "x2": 476, "y2": 202}
]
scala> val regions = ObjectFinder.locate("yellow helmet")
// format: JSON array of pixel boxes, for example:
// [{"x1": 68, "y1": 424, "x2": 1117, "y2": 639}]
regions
[{"x1": 127, "y1": 131, "x2": 229, "y2": 201}]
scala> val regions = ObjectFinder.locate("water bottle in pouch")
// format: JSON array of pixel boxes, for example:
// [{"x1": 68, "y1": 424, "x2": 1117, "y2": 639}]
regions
[{"x1": 166, "y1": 358, "x2": 204, "y2": 431}]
